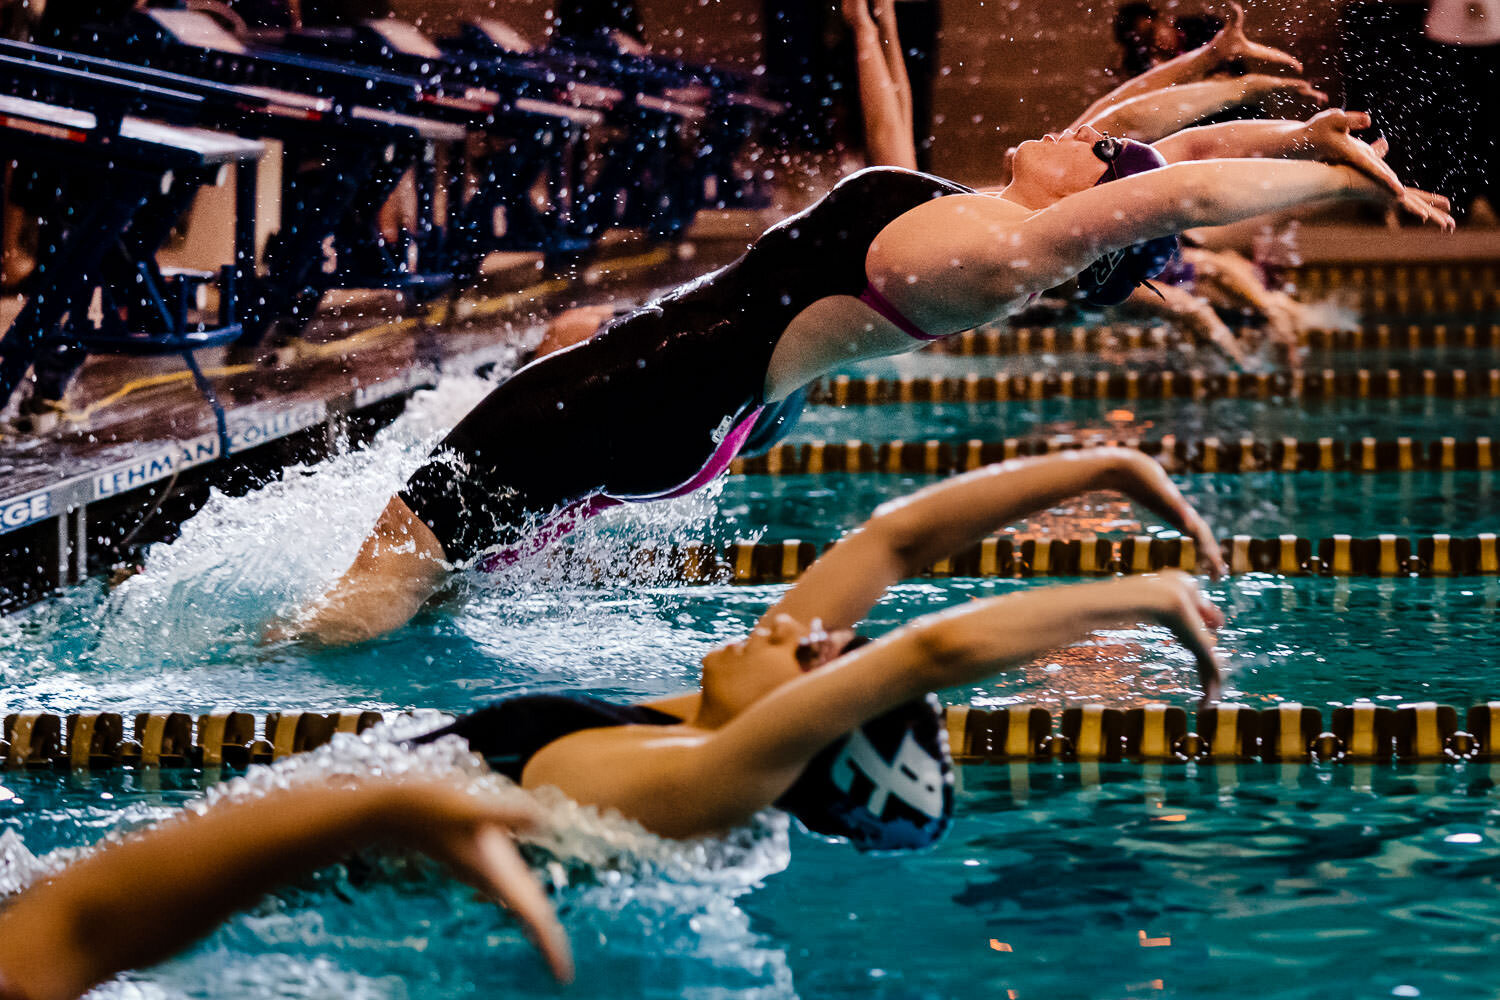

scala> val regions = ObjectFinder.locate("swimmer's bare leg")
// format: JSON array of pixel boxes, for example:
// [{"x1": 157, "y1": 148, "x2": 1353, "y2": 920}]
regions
[{"x1": 267, "y1": 496, "x2": 449, "y2": 646}]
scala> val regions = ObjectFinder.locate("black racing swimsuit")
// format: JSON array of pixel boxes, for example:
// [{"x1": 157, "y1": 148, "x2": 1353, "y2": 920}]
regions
[{"x1": 399, "y1": 167, "x2": 973, "y2": 561}]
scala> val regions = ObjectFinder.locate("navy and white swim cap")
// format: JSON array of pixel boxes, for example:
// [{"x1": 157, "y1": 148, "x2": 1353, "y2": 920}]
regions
[
  {"x1": 775, "y1": 692, "x2": 955, "y2": 852},
  {"x1": 1077, "y1": 136, "x2": 1180, "y2": 306}
]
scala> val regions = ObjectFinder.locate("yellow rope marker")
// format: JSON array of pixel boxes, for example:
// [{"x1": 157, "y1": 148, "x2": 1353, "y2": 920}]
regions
[
  {"x1": 1188, "y1": 371, "x2": 1206, "y2": 400},
  {"x1": 1464, "y1": 324, "x2": 1478, "y2": 348},
  {"x1": 265, "y1": 713, "x2": 300, "y2": 761},
  {"x1": 69, "y1": 713, "x2": 122, "y2": 770},
  {"x1": 1134, "y1": 705, "x2": 1176, "y2": 761},
  {"x1": 681, "y1": 541, "x2": 704, "y2": 583},
  {"x1": 1125, "y1": 370, "x2": 1139, "y2": 400},
  {"x1": 1378, "y1": 534, "x2": 1401, "y2": 575},
  {"x1": 930, "y1": 555, "x2": 953, "y2": 576},
  {"x1": 1480, "y1": 533, "x2": 1499, "y2": 574},
  {"x1": 733, "y1": 541, "x2": 756, "y2": 582},
  {"x1": 1059, "y1": 371, "x2": 1075, "y2": 399},
  {"x1": 764, "y1": 443, "x2": 783, "y2": 476},
  {"x1": 1041, "y1": 327, "x2": 1057, "y2": 353},
  {"x1": 1319, "y1": 368, "x2": 1335, "y2": 401},
  {"x1": 1239, "y1": 437, "x2": 1256, "y2": 473},
  {"x1": 979, "y1": 536, "x2": 1000, "y2": 576},
  {"x1": 1201, "y1": 437, "x2": 1220, "y2": 474},
  {"x1": 1430, "y1": 534, "x2": 1453, "y2": 575},
  {"x1": 863, "y1": 374, "x2": 881, "y2": 404},
  {"x1": 1003, "y1": 439, "x2": 1020, "y2": 461},
  {"x1": 1402, "y1": 702, "x2": 1446, "y2": 759},
  {"x1": 1454, "y1": 369, "x2": 1468, "y2": 397},
  {"x1": 1079, "y1": 534, "x2": 1102, "y2": 575},
  {"x1": 965, "y1": 439, "x2": 984, "y2": 471},
  {"x1": 1385, "y1": 369, "x2": 1400, "y2": 397},
  {"x1": 956, "y1": 330, "x2": 975, "y2": 354},
  {"x1": 1361, "y1": 437, "x2": 1378, "y2": 472},
  {"x1": 1206, "y1": 704, "x2": 1245, "y2": 760},
  {"x1": 334, "y1": 712, "x2": 384, "y2": 735},
  {"x1": 5, "y1": 713, "x2": 59, "y2": 769},
  {"x1": 1125, "y1": 326, "x2": 1144, "y2": 350},
  {"x1": 1160, "y1": 371, "x2": 1175, "y2": 399},
  {"x1": 1094, "y1": 370, "x2": 1110, "y2": 399},
  {"x1": 945, "y1": 704, "x2": 971, "y2": 760},
  {"x1": 136, "y1": 713, "x2": 183, "y2": 767},
  {"x1": 924, "y1": 440, "x2": 941, "y2": 474},
  {"x1": 1006, "y1": 706, "x2": 1046, "y2": 760},
  {"x1": 1230, "y1": 535, "x2": 1253, "y2": 575},
  {"x1": 1276, "y1": 703, "x2": 1312, "y2": 762},
  {"x1": 1073, "y1": 705, "x2": 1109, "y2": 761},
  {"x1": 1422, "y1": 370, "x2": 1436, "y2": 396},
  {"x1": 1357, "y1": 369, "x2": 1371, "y2": 398},
  {"x1": 1479, "y1": 437, "x2": 1494, "y2": 471},
  {"x1": 1016, "y1": 328, "x2": 1032, "y2": 354},
  {"x1": 1030, "y1": 537, "x2": 1051, "y2": 574},
  {"x1": 1397, "y1": 438, "x2": 1414, "y2": 471},
  {"x1": 1344, "y1": 703, "x2": 1390, "y2": 760},
  {"x1": 898, "y1": 377, "x2": 915, "y2": 404},
  {"x1": 833, "y1": 375, "x2": 850, "y2": 407},
  {"x1": 780, "y1": 540, "x2": 801, "y2": 581},
  {"x1": 1224, "y1": 371, "x2": 1240, "y2": 399},
  {"x1": 844, "y1": 439, "x2": 863, "y2": 473},
  {"x1": 1278, "y1": 535, "x2": 1301, "y2": 575},
  {"x1": 1177, "y1": 537, "x2": 1197, "y2": 572},
  {"x1": 1131, "y1": 535, "x2": 1153, "y2": 574},
  {"x1": 1028, "y1": 372, "x2": 1045, "y2": 402},
  {"x1": 1440, "y1": 437, "x2": 1457, "y2": 470},
  {"x1": 964, "y1": 372, "x2": 980, "y2": 402},
  {"x1": 1331, "y1": 535, "x2": 1353, "y2": 575},
  {"x1": 807, "y1": 441, "x2": 826, "y2": 475},
  {"x1": 1280, "y1": 437, "x2": 1299, "y2": 472}
]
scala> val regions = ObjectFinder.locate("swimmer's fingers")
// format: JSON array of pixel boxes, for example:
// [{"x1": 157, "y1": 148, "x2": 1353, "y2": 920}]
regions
[
  {"x1": 1397, "y1": 188, "x2": 1457, "y2": 231},
  {"x1": 1107, "y1": 453, "x2": 1228, "y2": 580},
  {"x1": 1145, "y1": 572, "x2": 1223, "y2": 704},
  {"x1": 468, "y1": 825, "x2": 575, "y2": 985}
]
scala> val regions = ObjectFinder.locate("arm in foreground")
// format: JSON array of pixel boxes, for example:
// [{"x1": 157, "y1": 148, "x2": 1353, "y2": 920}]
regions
[
  {"x1": 0, "y1": 778, "x2": 572, "y2": 1000},
  {"x1": 769, "y1": 449, "x2": 1227, "y2": 634}
]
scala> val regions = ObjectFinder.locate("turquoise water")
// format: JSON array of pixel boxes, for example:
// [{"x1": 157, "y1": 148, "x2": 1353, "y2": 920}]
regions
[
  {"x1": 9, "y1": 762, "x2": 1500, "y2": 999},
  {"x1": 720, "y1": 471, "x2": 1500, "y2": 543},
  {"x1": 5, "y1": 364, "x2": 1500, "y2": 998},
  {"x1": 791, "y1": 396, "x2": 1500, "y2": 443}
]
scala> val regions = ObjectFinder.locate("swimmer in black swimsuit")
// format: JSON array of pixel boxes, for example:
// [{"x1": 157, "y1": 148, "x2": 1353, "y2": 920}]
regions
[
  {"x1": 386, "y1": 448, "x2": 1233, "y2": 841},
  {"x1": 283, "y1": 106, "x2": 1451, "y2": 644},
  {"x1": 0, "y1": 776, "x2": 571, "y2": 1000}
]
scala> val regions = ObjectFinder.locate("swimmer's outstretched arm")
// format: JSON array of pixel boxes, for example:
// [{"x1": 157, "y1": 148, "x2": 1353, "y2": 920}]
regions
[
  {"x1": 1074, "y1": 2, "x2": 1302, "y2": 126},
  {"x1": 769, "y1": 449, "x2": 1226, "y2": 634},
  {"x1": 527, "y1": 573, "x2": 1222, "y2": 837},
  {"x1": 1080, "y1": 75, "x2": 1327, "y2": 143},
  {"x1": 0, "y1": 778, "x2": 571, "y2": 1000}
]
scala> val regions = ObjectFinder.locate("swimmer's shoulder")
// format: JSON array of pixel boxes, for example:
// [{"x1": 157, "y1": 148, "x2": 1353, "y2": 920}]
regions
[{"x1": 519, "y1": 720, "x2": 709, "y2": 796}]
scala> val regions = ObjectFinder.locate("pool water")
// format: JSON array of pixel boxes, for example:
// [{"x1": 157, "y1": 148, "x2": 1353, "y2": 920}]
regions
[{"x1": 4, "y1": 354, "x2": 1500, "y2": 999}]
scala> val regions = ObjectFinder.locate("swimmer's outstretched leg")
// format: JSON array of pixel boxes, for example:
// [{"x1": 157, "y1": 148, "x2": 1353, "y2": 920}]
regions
[{"x1": 267, "y1": 497, "x2": 448, "y2": 646}]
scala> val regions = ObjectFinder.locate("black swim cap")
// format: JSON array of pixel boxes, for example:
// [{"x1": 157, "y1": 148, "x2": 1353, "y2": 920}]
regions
[
  {"x1": 1077, "y1": 136, "x2": 1180, "y2": 306},
  {"x1": 775, "y1": 692, "x2": 955, "y2": 852}
]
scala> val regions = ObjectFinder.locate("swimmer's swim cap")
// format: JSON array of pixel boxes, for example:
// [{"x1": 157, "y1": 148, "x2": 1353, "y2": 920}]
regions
[
  {"x1": 775, "y1": 692, "x2": 955, "y2": 852},
  {"x1": 1077, "y1": 135, "x2": 1180, "y2": 306}
]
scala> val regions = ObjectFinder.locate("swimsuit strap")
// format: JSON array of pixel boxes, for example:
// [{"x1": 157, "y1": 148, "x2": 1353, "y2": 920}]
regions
[{"x1": 858, "y1": 283, "x2": 946, "y2": 342}]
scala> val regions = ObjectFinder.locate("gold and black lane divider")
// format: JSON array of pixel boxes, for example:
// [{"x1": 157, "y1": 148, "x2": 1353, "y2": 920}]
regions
[
  {"x1": 945, "y1": 701, "x2": 1500, "y2": 765},
  {"x1": 697, "y1": 533, "x2": 1497, "y2": 583},
  {"x1": 10, "y1": 701, "x2": 1500, "y2": 770},
  {"x1": 807, "y1": 367, "x2": 1500, "y2": 405},
  {"x1": 730, "y1": 434, "x2": 1499, "y2": 475},
  {"x1": 929, "y1": 322, "x2": 1500, "y2": 357},
  {"x1": 1284, "y1": 260, "x2": 1497, "y2": 292}
]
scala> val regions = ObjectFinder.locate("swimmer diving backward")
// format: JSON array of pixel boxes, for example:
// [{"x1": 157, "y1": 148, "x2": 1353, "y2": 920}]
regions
[
  {"x1": 278, "y1": 66, "x2": 1451, "y2": 647},
  {"x1": 408, "y1": 448, "x2": 1228, "y2": 842},
  {"x1": 0, "y1": 776, "x2": 571, "y2": 1000}
]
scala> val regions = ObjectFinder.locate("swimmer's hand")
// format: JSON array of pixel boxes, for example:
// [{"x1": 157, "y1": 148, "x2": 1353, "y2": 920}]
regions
[
  {"x1": 1140, "y1": 570, "x2": 1224, "y2": 707},
  {"x1": 1207, "y1": 2, "x2": 1303, "y2": 75},
  {"x1": 1100, "y1": 450, "x2": 1229, "y2": 580},
  {"x1": 381, "y1": 782, "x2": 574, "y2": 984},
  {"x1": 1297, "y1": 110, "x2": 1404, "y2": 198},
  {"x1": 1237, "y1": 73, "x2": 1328, "y2": 108}
]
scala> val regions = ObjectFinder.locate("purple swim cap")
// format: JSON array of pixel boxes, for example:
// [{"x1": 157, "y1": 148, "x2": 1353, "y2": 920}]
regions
[{"x1": 1077, "y1": 136, "x2": 1180, "y2": 306}]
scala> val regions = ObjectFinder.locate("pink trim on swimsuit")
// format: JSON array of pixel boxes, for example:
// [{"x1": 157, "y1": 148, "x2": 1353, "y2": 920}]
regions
[
  {"x1": 858, "y1": 283, "x2": 945, "y2": 341},
  {"x1": 476, "y1": 406, "x2": 765, "y2": 572}
]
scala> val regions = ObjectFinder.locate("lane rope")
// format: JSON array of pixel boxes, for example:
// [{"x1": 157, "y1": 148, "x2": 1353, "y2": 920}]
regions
[{"x1": 8, "y1": 701, "x2": 1500, "y2": 770}]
